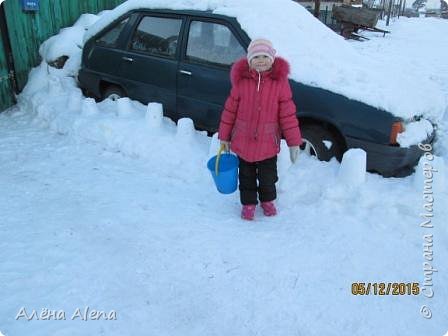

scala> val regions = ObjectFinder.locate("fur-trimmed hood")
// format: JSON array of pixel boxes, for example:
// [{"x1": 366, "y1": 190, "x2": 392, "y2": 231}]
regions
[{"x1": 230, "y1": 57, "x2": 290, "y2": 86}]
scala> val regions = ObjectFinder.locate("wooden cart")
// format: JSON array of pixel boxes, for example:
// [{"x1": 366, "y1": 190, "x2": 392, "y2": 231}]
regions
[{"x1": 332, "y1": 5, "x2": 390, "y2": 40}]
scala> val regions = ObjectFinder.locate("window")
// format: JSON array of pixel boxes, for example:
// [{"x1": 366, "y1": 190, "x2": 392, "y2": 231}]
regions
[
  {"x1": 96, "y1": 18, "x2": 129, "y2": 48},
  {"x1": 130, "y1": 16, "x2": 182, "y2": 58},
  {"x1": 186, "y1": 21, "x2": 245, "y2": 66}
]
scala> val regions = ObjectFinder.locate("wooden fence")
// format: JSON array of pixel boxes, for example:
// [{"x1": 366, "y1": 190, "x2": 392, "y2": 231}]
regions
[{"x1": 0, "y1": 0, "x2": 125, "y2": 112}]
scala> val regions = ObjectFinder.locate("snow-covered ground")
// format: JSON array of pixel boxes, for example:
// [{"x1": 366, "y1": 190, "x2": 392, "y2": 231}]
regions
[{"x1": 0, "y1": 11, "x2": 447, "y2": 336}]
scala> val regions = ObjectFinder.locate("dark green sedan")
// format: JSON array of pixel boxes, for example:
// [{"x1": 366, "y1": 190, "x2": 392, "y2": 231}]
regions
[{"x1": 78, "y1": 8, "x2": 434, "y2": 177}]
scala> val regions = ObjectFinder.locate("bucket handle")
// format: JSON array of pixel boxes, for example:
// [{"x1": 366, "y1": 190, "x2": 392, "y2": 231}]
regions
[{"x1": 215, "y1": 144, "x2": 228, "y2": 176}]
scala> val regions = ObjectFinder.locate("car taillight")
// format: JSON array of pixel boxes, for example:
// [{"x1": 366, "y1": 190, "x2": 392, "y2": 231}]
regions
[{"x1": 390, "y1": 121, "x2": 404, "y2": 145}]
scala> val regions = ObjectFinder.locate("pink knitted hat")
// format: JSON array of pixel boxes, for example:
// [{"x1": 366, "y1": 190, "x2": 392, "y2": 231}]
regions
[{"x1": 247, "y1": 38, "x2": 276, "y2": 63}]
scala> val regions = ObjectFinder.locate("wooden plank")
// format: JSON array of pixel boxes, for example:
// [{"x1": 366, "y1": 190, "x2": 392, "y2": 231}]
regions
[
  {"x1": 0, "y1": 29, "x2": 15, "y2": 111},
  {"x1": 3, "y1": 0, "x2": 34, "y2": 91}
]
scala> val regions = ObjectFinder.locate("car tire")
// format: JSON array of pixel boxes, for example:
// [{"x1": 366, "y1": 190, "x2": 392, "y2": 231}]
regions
[
  {"x1": 102, "y1": 85, "x2": 125, "y2": 101},
  {"x1": 300, "y1": 124, "x2": 343, "y2": 161}
]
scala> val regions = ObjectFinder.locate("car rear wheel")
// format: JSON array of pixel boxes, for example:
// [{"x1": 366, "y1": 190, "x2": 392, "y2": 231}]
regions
[
  {"x1": 102, "y1": 85, "x2": 125, "y2": 101},
  {"x1": 300, "y1": 124, "x2": 343, "y2": 161}
]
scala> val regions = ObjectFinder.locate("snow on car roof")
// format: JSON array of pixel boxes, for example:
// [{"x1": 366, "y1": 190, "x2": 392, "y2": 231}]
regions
[{"x1": 84, "y1": 0, "x2": 446, "y2": 122}]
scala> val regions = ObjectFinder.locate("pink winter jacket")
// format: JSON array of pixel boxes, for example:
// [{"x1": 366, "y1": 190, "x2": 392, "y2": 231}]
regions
[{"x1": 218, "y1": 57, "x2": 302, "y2": 162}]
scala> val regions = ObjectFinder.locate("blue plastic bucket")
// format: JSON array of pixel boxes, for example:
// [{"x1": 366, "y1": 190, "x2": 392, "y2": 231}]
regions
[{"x1": 207, "y1": 152, "x2": 239, "y2": 194}]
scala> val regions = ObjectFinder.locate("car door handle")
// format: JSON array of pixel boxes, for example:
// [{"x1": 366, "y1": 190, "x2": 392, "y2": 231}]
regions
[
  {"x1": 179, "y1": 70, "x2": 192, "y2": 76},
  {"x1": 122, "y1": 57, "x2": 134, "y2": 62}
]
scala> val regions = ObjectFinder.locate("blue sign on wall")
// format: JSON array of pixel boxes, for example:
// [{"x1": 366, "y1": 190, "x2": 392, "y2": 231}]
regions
[{"x1": 21, "y1": 0, "x2": 40, "y2": 11}]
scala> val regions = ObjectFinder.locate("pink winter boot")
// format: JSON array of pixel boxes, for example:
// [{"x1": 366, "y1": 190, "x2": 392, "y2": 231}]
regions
[
  {"x1": 261, "y1": 201, "x2": 277, "y2": 216},
  {"x1": 241, "y1": 205, "x2": 256, "y2": 220}
]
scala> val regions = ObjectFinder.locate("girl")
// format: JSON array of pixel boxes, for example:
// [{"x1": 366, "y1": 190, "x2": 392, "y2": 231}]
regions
[{"x1": 218, "y1": 38, "x2": 302, "y2": 220}]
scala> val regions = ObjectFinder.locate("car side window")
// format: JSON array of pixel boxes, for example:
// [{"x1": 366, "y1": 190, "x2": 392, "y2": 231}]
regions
[
  {"x1": 186, "y1": 21, "x2": 245, "y2": 66},
  {"x1": 130, "y1": 16, "x2": 182, "y2": 58},
  {"x1": 96, "y1": 18, "x2": 129, "y2": 48}
]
